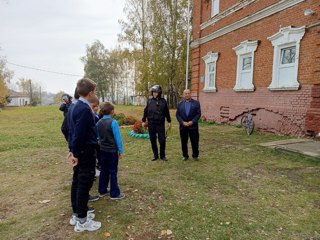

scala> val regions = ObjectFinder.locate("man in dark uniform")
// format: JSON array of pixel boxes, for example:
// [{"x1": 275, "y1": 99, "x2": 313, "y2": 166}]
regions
[
  {"x1": 176, "y1": 89, "x2": 201, "y2": 161},
  {"x1": 142, "y1": 85, "x2": 171, "y2": 161}
]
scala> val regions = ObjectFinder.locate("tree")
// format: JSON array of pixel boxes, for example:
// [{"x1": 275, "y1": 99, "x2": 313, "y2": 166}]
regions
[
  {"x1": 82, "y1": 42, "x2": 133, "y2": 104},
  {"x1": 119, "y1": 0, "x2": 191, "y2": 107},
  {"x1": 0, "y1": 56, "x2": 13, "y2": 106},
  {"x1": 81, "y1": 40, "x2": 110, "y2": 101},
  {"x1": 16, "y1": 78, "x2": 41, "y2": 106},
  {"x1": 118, "y1": 0, "x2": 153, "y2": 97},
  {"x1": 53, "y1": 91, "x2": 65, "y2": 104}
]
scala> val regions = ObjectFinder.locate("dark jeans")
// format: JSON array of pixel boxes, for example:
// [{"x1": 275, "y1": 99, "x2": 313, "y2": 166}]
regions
[
  {"x1": 61, "y1": 117, "x2": 69, "y2": 141},
  {"x1": 180, "y1": 126, "x2": 199, "y2": 158},
  {"x1": 71, "y1": 145, "x2": 96, "y2": 218},
  {"x1": 98, "y1": 151, "x2": 120, "y2": 198},
  {"x1": 148, "y1": 123, "x2": 166, "y2": 158}
]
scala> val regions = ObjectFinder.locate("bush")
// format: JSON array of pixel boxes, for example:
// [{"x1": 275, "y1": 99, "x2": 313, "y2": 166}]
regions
[
  {"x1": 132, "y1": 121, "x2": 148, "y2": 134},
  {"x1": 113, "y1": 113, "x2": 125, "y2": 121},
  {"x1": 114, "y1": 112, "x2": 137, "y2": 126},
  {"x1": 118, "y1": 116, "x2": 136, "y2": 126}
]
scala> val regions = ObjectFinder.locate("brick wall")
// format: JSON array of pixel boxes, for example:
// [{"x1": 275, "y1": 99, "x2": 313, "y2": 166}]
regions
[
  {"x1": 305, "y1": 84, "x2": 320, "y2": 135},
  {"x1": 199, "y1": 86, "x2": 313, "y2": 136},
  {"x1": 191, "y1": 0, "x2": 320, "y2": 136}
]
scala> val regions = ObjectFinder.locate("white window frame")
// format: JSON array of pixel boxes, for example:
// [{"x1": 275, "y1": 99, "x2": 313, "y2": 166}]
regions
[
  {"x1": 233, "y1": 40, "x2": 258, "y2": 92},
  {"x1": 267, "y1": 26, "x2": 305, "y2": 90},
  {"x1": 211, "y1": 0, "x2": 220, "y2": 17},
  {"x1": 202, "y1": 52, "x2": 219, "y2": 92}
]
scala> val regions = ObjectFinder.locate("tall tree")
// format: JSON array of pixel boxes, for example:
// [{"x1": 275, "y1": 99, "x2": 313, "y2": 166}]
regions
[
  {"x1": 16, "y1": 78, "x2": 41, "y2": 106},
  {"x1": 119, "y1": 0, "x2": 191, "y2": 107},
  {"x1": 81, "y1": 40, "x2": 110, "y2": 101},
  {"x1": 0, "y1": 56, "x2": 13, "y2": 105},
  {"x1": 119, "y1": 0, "x2": 152, "y2": 97},
  {"x1": 53, "y1": 91, "x2": 65, "y2": 104}
]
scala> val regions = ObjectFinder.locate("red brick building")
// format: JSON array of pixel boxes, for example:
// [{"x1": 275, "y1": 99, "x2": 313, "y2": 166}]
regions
[{"x1": 191, "y1": 0, "x2": 320, "y2": 136}]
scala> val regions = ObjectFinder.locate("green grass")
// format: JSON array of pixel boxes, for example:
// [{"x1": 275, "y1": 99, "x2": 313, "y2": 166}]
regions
[{"x1": 0, "y1": 106, "x2": 319, "y2": 240}]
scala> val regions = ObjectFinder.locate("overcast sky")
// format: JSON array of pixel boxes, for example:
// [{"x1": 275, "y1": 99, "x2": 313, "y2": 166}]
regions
[{"x1": 0, "y1": 0, "x2": 126, "y2": 95}]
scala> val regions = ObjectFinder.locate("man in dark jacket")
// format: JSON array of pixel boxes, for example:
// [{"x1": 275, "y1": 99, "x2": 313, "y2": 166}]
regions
[
  {"x1": 176, "y1": 89, "x2": 201, "y2": 161},
  {"x1": 59, "y1": 94, "x2": 72, "y2": 141},
  {"x1": 142, "y1": 85, "x2": 171, "y2": 161}
]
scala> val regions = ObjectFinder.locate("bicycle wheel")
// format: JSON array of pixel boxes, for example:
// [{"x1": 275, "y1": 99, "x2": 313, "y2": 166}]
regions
[
  {"x1": 245, "y1": 118, "x2": 255, "y2": 135},
  {"x1": 240, "y1": 115, "x2": 247, "y2": 128}
]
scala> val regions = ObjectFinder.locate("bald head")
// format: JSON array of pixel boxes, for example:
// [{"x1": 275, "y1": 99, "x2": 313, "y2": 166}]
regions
[{"x1": 183, "y1": 89, "x2": 191, "y2": 101}]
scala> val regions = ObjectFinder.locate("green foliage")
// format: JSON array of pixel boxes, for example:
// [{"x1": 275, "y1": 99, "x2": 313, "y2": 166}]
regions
[
  {"x1": 0, "y1": 56, "x2": 13, "y2": 105},
  {"x1": 199, "y1": 118, "x2": 216, "y2": 125},
  {"x1": 119, "y1": 0, "x2": 191, "y2": 107},
  {"x1": 53, "y1": 91, "x2": 65, "y2": 104},
  {"x1": 16, "y1": 78, "x2": 41, "y2": 106},
  {"x1": 81, "y1": 42, "x2": 129, "y2": 103},
  {"x1": 114, "y1": 112, "x2": 137, "y2": 125}
]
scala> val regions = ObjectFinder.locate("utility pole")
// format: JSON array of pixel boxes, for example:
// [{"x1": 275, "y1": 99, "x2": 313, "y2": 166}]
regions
[
  {"x1": 29, "y1": 79, "x2": 32, "y2": 106},
  {"x1": 39, "y1": 86, "x2": 42, "y2": 106},
  {"x1": 185, "y1": 0, "x2": 191, "y2": 90}
]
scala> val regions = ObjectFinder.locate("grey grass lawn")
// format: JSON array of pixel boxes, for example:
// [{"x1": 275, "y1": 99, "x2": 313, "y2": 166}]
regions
[{"x1": 0, "y1": 106, "x2": 319, "y2": 240}]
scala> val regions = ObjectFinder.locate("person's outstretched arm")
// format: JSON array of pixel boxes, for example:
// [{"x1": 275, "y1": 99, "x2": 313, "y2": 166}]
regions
[{"x1": 111, "y1": 119, "x2": 123, "y2": 155}]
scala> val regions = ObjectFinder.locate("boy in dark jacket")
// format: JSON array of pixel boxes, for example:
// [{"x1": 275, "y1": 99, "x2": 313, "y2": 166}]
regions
[{"x1": 68, "y1": 78, "x2": 101, "y2": 232}]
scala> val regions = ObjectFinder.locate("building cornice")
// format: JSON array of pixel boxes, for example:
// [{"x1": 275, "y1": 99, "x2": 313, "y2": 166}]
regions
[
  {"x1": 200, "y1": 0, "x2": 257, "y2": 30},
  {"x1": 191, "y1": 0, "x2": 305, "y2": 49}
]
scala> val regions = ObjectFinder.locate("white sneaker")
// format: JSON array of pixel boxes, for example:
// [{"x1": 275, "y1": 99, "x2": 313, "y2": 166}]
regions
[
  {"x1": 74, "y1": 219, "x2": 101, "y2": 232},
  {"x1": 69, "y1": 212, "x2": 95, "y2": 226}
]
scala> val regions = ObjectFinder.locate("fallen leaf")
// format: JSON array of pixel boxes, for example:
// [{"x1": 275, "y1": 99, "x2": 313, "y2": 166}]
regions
[
  {"x1": 161, "y1": 230, "x2": 167, "y2": 236},
  {"x1": 104, "y1": 232, "x2": 111, "y2": 238},
  {"x1": 167, "y1": 229, "x2": 173, "y2": 235}
]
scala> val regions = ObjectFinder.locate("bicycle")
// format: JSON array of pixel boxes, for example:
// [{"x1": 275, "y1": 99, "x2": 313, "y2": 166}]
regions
[{"x1": 240, "y1": 111, "x2": 255, "y2": 135}]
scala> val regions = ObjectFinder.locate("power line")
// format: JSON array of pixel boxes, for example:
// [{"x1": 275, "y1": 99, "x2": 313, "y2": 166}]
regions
[{"x1": 7, "y1": 61, "x2": 83, "y2": 77}]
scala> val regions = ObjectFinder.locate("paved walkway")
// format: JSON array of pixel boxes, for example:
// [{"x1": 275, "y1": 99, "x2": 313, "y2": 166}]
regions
[{"x1": 259, "y1": 138, "x2": 320, "y2": 159}]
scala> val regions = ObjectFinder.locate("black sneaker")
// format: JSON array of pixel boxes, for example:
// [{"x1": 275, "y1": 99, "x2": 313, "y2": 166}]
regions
[
  {"x1": 110, "y1": 193, "x2": 125, "y2": 200},
  {"x1": 193, "y1": 157, "x2": 199, "y2": 161},
  {"x1": 88, "y1": 195, "x2": 99, "y2": 202},
  {"x1": 160, "y1": 157, "x2": 168, "y2": 161},
  {"x1": 152, "y1": 157, "x2": 159, "y2": 161},
  {"x1": 182, "y1": 157, "x2": 189, "y2": 161}
]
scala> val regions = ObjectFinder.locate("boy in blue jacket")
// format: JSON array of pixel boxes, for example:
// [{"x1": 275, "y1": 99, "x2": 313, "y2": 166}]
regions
[
  {"x1": 68, "y1": 78, "x2": 101, "y2": 232},
  {"x1": 96, "y1": 102, "x2": 125, "y2": 200}
]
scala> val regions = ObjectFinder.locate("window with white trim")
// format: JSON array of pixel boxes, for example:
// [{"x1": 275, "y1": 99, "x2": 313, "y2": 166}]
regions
[
  {"x1": 211, "y1": 0, "x2": 219, "y2": 17},
  {"x1": 267, "y1": 26, "x2": 305, "y2": 90},
  {"x1": 202, "y1": 52, "x2": 219, "y2": 92},
  {"x1": 233, "y1": 40, "x2": 258, "y2": 92}
]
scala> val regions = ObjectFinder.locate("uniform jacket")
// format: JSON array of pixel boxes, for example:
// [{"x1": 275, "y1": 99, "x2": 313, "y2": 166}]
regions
[
  {"x1": 142, "y1": 97, "x2": 171, "y2": 124},
  {"x1": 176, "y1": 98, "x2": 201, "y2": 129}
]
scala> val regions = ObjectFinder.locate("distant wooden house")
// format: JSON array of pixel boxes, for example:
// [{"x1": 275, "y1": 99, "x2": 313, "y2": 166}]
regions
[
  {"x1": 7, "y1": 90, "x2": 30, "y2": 106},
  {"x1": 191, "y1": 0, "x2": 320, "y2": 136}
]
